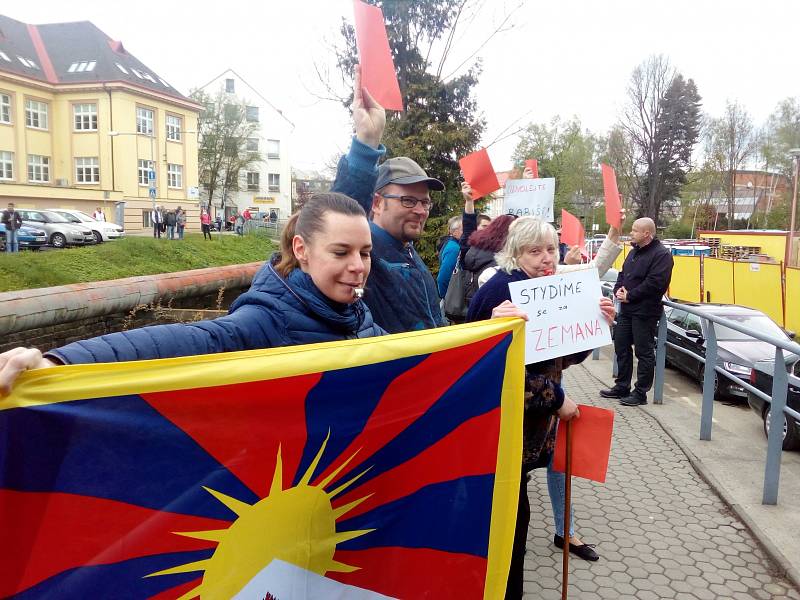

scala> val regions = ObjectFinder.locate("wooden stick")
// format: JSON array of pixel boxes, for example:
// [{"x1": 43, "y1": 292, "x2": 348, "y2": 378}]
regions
[{"x1": 562, "y1": 420, "x2": 573, "y2": 600}]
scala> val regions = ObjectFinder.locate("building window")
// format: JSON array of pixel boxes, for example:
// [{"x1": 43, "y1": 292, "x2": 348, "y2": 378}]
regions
[
  {"x1": 142, "y1": 209, "x2": 152, "y2": 228},
  {"x1": 166, "y1": 114, "x2": 182, "y2": 141},
  {"x1": 246, "y1": 105, "x2": 259, "y2": 122},
  {"x1": 1, "y1": 93, "x2": 10, "y2": 124},
  {"x1": 0, "y1": 151, "x2": 13, "y2": 180},
  {"x1": 67, "y1": 61, "x2": 96, "y2": 73},
  {"x1": 27, "y1": 155, "x2": 50, "y2": 183},
  {"x1": 73, "y1": 103, "x2": 98, "y2": 131},
  {"x1": 167, "y1": 163, "x2": 183, "y2": 188},
  {"x1": 138, "y1": 159, "x2": 155, "y2": 186},
  {"x1": 267, "y1": 139, "x2": 280, "y2": 159},
  {"x1": 225, "y1": 78, "x2": 235, "y2": 93},
  {"x1": 247, "y1": 172, "x2": 260, "y2": 191},
  {"x1": 246, "y1": 137, "x2": 259, "y2": 152},
  {"x1": 136, "y1": 107, "x2": 154, "y2": 135},
  {"x1": 268, "y1": 173, "x2": 280, "y2": 192},
  {"x1": 75, "y1": 157, "x2": 100, "y2": 184},
  {"x1": 25, "y1": 99, "x2": 48, "y2": 129}
]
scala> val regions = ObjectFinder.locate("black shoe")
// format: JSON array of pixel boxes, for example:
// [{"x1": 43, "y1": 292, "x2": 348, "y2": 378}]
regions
[
  {"x1": 599, "y1": 387, "x2": 629, "y2": 399},
  {"x1": 619, "y1": 394, "x2": 648, "y2": 406},
  {"x1": 554, "y1": 534, "x2": 599, "y2": 561}
]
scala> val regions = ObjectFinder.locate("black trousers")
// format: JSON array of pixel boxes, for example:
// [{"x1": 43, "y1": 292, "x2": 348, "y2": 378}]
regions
[
  {"x1": 614, "y1": 312, "x2": 660, "y2": 397},
  {"x1": 505, "y1": 473, "x2": 530, "y2": 599}
]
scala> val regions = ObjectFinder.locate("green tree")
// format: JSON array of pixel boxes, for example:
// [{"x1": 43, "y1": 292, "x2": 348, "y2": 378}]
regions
[
  {"x1": 511, "y1": 117, "x2": 607, "y2": 226},
  {"x1": 191, "y1": 89, "x2": 262, "y2": 215},
  {"x1": 762, "y1": 98, "x2": 800, "y2": 181},
  {"x1": 334, "y1": 0, "x2": 486, "y2": 267},
  {"x1": 618, "y1": 55, "x2": 702, "y2": 224}
]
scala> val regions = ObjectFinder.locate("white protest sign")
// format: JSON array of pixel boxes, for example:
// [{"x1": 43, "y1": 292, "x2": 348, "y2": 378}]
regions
[
  {"x1": 508, "y1": 268, "x2": 612, "y2": 364},
  {"x1": 503, "y1": 178, "x2": 555, "y2": 221}
]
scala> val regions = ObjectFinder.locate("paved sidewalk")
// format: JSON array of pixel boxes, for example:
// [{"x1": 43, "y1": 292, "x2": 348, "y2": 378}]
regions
[{"x1": 521, "y1": 363, "x2": 800, "y2": 600}]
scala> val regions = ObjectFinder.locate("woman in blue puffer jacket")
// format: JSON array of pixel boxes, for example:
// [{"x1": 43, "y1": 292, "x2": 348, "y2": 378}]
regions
[{"x1": 0, "y1": 193, "x2": 385, "y2": 391}]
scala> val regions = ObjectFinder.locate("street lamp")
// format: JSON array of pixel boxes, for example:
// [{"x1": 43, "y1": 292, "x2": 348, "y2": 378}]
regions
[{"x1": 786, "y1": 149, "x2": 800, "y2": 268}]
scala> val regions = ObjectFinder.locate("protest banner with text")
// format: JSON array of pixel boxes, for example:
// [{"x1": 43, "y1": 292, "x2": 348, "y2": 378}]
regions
[{"x1": 503, "y1": 178, "x2": 555, "y2": 221}]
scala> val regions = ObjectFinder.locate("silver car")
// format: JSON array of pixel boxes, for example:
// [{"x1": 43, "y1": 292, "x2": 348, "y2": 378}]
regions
[
  {"x1": 17, "y1": 209, "x2": 95, "y2": 248},
  {"x1": 50, "y1": 209, "x2": 125, "y2": 243}
]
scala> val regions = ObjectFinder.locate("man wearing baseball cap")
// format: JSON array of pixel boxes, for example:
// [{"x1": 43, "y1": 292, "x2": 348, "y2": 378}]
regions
[{"x1": 332, "y1": 68, "x2": 447, "y2": 333}]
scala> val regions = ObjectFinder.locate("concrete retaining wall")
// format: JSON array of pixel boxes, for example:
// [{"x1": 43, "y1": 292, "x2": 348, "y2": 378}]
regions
[{"x1": 0, "y1": 262, "x2": 263, "y2": 353}]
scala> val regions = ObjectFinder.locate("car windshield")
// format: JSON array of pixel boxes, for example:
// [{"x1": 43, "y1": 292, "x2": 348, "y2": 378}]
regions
[
  {"x1": 73, "y1": 211, "x2": 94, "y2": 221},
  {"x1": 54, "y1": 212, "x2": 81, "y2": 223},
  {"x1": 42, "y1": 212, "x2": 71, "y2": 223},
  {"x1": 713, "y1": 315, "x2": 786, "y2": 341}
]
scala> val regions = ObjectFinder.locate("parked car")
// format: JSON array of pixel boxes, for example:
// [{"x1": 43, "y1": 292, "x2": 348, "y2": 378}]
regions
[
  {"x1": 747, "y1": 354, "x2": 800, "y2": 450},
  {"x1": 16, "y1": 209, "x2": 95, "y2": 248},
  {"x1": 49, "y1": 209, "x2": 124, "y2": 243},
  {"x1": 664, "y1": 303, "x2": 794, "y2": 399},
  {"x1": 0, "y1": 222, "x2": 48, "y2": 251},
  {"x1": 600, "y1": 268, "x2": 618, "y2": 300}
]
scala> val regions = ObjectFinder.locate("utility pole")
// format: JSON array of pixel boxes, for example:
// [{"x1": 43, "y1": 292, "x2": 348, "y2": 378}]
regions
[{"x1": 786, "y1": 149, "x2": 800, "y2": 268}]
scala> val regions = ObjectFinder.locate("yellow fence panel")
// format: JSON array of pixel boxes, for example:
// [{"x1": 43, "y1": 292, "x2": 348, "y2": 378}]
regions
[
  {"x1": 732, "y1": 262, "x2": 784, "y2": 326},
  {"x1": 668, "y1": 256, "x2": 701, "y2": 302},
  {"x1": 703, "y1": 259, "x2": 734, "y2": 304},
  {"x1": 612, "y1": 243, "x2": 629, "y2": 271},
  {"x1": 786, "y1": 268, "x2": 800, "y2": 334}
]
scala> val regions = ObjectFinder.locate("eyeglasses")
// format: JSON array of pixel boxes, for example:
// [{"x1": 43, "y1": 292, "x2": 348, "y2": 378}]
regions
[{"x1": 378, "y1": 193, "x2": 433, "y2": 211}]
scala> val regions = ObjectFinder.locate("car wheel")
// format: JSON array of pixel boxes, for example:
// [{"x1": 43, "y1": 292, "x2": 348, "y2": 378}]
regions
[
  {"x1": 92, "y1": 230, "x2": 103, "y2": 244},
  {"x1": 764, "y1": 407, "x2": 800, "y2": 451},
  {"x1": 697, "y1": 365, "x2": 720, "y2": 400},
  {"x1": 50, "y1": 233, "x2": 67, "y2": 248}
]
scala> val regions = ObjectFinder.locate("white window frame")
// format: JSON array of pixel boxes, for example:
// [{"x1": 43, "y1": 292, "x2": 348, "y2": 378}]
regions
[
  {"x1": 166, "y1": 114, "x2": 182, "y2": 141},
  {"x1": 246, "y1": 137, "x2": 259, "y2": 152},
  {"x1": 246, "y1": 105, "x2": 259, "y2": 122},
  {"x1": 167, "y1": 163, "x2": 183, "y2": 189},
  {"x1": 136, "y1": 106, "x2": 154, "y2": 135},
  {"x1": 0, "y1": 151, "x2": 13, "y2": 180},
  {"x1": 267, "y1": 139, "x2": 280, "y2": 159},
  {"x1": 0, "y1": 93, "x2": 10, "y2": 124},
  {"x1": 268, "y1": 173, "x2": 280, "y2": 192},
  {"x1": 73, "y1": 103, "x2": 98, "y2": 131},
  {"x1": 138, "y1": 159, "x2": 155, "y2": 186},
  {"x1": 225, "y1": 78, "x2": 235, "y2": 93},
  {"x1": 25, "y1": 99, "x2": 48, "y2": 130},
  {"x1": 27, "y1": 155, "x2": 50, "y2": 183},
  {"x1": 75, "y1": 157, "x2": 100, "y2": 184},
  {"x1": 247, "y1": 171, "x2": 260, "y2": 191}
]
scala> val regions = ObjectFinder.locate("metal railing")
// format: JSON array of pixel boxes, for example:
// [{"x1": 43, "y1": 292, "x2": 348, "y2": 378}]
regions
[{"x1": 652, "y1": 299, "x2": 800, "y2": 505}]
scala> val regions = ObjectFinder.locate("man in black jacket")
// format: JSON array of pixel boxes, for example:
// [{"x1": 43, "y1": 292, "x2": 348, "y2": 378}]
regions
[
  {"x1": 1, "y1": 202, "x2": 23, "y2": 253},
  {"x1": 601, "y1": 217, "x2": 673, "y2": 406}
]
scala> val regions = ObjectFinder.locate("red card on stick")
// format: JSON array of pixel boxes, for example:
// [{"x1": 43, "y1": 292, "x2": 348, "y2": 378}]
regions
[
  {"x1": 459, "y1": 149, "x2": 500, "y2": 200},
  {"x1": 525, "y1": 159, "x2": 539, "y2": 178},
  {"x1": 353, "y1": 0, "x2": 403, "y2": 111},
  {"x1": 553, "y1": 405, "x2": 614, "y2": 483},
  {"x1": 560, "y1": 209, "x2": 585, "y2": 251},
  {"x1": 601, "y1": 164, "x2": 622, "y2": 228}
]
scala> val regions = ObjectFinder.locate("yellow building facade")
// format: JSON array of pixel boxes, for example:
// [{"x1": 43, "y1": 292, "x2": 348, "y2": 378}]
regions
[{"x1": 0, "y1": 15, "x2": 201, "y2": 232}]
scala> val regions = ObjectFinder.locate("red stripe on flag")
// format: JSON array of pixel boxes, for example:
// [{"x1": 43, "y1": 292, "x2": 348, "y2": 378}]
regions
[
  {"x1": 142, "y1": 373, "x2": 321, "y2": 498},
  {"x1": 332, "y1": 408, "x2": 501, "y2": 519},
  {"x1": 0, "y1": 490, "x2": 227, "y2": 597},
  {"x1": 313, "y1": 334, "x2": 507, "y2": 487},
  {"x1": 331, "y1": 547, "x2": 486, "y2": 599}
]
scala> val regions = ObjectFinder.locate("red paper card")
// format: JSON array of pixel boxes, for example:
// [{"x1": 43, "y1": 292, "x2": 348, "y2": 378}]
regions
[
  {"x1": 459, "y1": 149, "x2": 500, "y2": 200},
  {"x1": 552, "y1": 405, "x2": 614, "y2": 483},
  {"x1": 601, "y1": 164, "x2": 622, "y2": 228},
  {"x1": 353, "y1": 0, "x2": 403, "y2": 111},
  {"x1": 525, "y1": 159, "x2": 539, "y2": 178},
  {"x1": 560, "y1": 209, "x2": 585, "y2": 251}
]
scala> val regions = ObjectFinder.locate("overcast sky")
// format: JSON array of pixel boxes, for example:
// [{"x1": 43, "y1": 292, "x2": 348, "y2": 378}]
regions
[{"x1": 8, "y1": 1, "x2": 800, "y2": 173}]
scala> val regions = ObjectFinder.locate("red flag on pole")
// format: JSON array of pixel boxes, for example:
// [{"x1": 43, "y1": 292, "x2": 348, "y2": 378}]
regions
[
  {"x1": 459, "y1": 149, "x2": 501, "y2": 200},
  {"x1": 553, "y1": 405, "x2": 614, "y2": 483}
]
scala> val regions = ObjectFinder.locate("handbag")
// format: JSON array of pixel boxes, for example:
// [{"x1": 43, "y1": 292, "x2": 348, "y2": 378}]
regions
[{"x1": 443, "y1": 259, "x2": 471, "y2": 321}]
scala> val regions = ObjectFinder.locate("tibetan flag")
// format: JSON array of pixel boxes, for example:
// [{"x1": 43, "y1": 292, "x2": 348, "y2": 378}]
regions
[{"x1": 0, "y1": 319, "x2": 525, "y2": 599}]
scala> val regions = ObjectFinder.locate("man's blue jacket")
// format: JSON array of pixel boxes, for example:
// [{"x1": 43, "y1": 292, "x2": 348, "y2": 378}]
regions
[{"x1": 332, "y1": 138, "x2": 446, "y2": 334}]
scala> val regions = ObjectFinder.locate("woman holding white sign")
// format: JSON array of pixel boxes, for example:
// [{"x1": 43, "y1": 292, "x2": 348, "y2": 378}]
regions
[{"x1": 467, "y1": 216, "x2": 615, "y2": 599}]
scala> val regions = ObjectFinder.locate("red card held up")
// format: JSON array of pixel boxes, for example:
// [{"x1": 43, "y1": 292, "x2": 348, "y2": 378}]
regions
[
  {"x1": 552, "y1": 405, "x2": 614, "y2": 483},
  {"x1": 601, "y1": 164, "x2": 622, "y2": 228},
  {"x1": 459, "y1": 149, "x2": 500, "y2": 200},
  {"x1": 560, "y1": 209, "x2": 585, "y2": 251},
  {"x1": 353, "y1": 0, "x2": 403, "y2": 111},
  {"x1": 524, "y1": 159, "x2": 539, "y2": 178}
]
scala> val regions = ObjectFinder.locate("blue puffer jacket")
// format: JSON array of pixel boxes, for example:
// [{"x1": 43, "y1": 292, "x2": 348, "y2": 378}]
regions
[{"x1": 47, "y1": 258, "x2": 386, "y2": 365}]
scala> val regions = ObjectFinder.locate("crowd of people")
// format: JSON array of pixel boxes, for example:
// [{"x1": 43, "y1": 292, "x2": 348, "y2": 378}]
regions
[
  {"x1": 0, "y1": 66, "x2": 674, "y2": 598},
  {"x1": 150, "y1": 205, "x2": 188, "y2": 240}
]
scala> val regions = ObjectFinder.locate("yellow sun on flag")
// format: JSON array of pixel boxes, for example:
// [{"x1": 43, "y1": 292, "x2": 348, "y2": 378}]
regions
[{"x1": 146, "y1": 432, "x2": 374, "y2": 600}]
